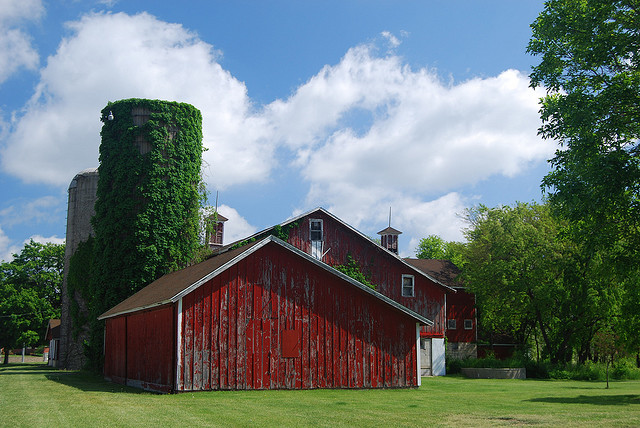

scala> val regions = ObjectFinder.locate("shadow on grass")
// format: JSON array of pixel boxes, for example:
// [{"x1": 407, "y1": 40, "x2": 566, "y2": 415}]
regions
[
  {"x1": 1, "y1": 362, "x2": 145, "y2": 394},
  {"x1": 528, "y1": 395, "x2": 640, "y2": 406},
  {"x1": 44, "y1": 371, "x2": 147, "y2": 394},
  {"x1": 0, "y1": 363, "x2": 55, "y2": 376}
]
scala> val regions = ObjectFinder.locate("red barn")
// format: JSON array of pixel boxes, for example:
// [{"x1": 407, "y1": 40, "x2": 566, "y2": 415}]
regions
[
  {"x1": 263, "y1": 208, "x2": 455, "y2": 375},
  {"x1": 404, "y1": 259, "x2": 477, "y2": 360},
  {"x1": 100, "y1": 236, "x2": 430, "y2": 393}
]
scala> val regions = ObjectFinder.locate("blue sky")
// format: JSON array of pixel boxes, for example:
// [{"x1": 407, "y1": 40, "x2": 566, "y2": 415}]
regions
[{"x1": 0, "y1": 0, "x2": 554, "y2": 261}]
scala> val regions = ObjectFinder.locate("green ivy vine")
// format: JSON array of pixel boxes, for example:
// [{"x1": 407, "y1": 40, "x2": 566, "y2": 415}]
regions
[{"x1": 332, "y1": 254, "x2": 377, "y2": 290}]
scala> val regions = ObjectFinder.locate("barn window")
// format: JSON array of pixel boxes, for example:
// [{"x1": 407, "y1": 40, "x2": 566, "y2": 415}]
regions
[
  {"x1": 310, "y1": 219, "x2": 323, "y2": 259},
  {"x1": 447, "y1": 319, "x2": 457, "y2": 330},
  {"x1": 401, "y1": 274, "x2": 414, "y2": 297},
  {"x1": 464, "y1": 319, "x2": 473, "y2": 330}
]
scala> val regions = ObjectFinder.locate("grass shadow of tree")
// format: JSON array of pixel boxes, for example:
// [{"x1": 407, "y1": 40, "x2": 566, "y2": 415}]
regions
[
  {"x1": 0, "y1": 363, "x2": 56, "y2": 376},
  {"x1": 528, "y1": 395, "x2": 640, "y2": 406},
  {"x1": 0, "y1": 362, "x2": 146, "y2": 394},
  {"x1": 44, "y1": 370, "x2": 148, "y2": 394}
]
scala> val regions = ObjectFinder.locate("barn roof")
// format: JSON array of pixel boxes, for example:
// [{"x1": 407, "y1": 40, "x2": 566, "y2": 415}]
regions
[
  {"x1": 224, "y1": 207, "x2": 454, "y2": 293},
  {"x1": 404, "y1": 258, "x2": 464, "y2": 290},
  {"x1": 99, "y1": 235, "x2": 433, "y2": 326},
  {"x1": 45, "y1": 318, "x2": 61, "y2": 341}
]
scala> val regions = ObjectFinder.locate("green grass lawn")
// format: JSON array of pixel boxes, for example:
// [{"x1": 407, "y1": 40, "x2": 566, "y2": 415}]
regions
[{"x1": 1, "y1": 363, "x2": 639, "y2": 427}]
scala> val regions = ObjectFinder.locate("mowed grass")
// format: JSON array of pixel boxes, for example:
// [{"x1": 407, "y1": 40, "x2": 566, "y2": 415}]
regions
[{"x1": 1, "y1": 363, "x2": 639, "y2": 427}]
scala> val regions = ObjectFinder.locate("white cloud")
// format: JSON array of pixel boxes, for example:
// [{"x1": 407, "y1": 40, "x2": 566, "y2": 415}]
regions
[
  {"x1": 24, "y1": 235, "x2": 65, "y2": 246},
  {"x1": 0, "y1": 226, "x2": 17, "y2": 262},
  {"x1": 0, "y1": 229, "x2": 64, "y2": 263},
  {"x1": 0, "y1": 0, "x2": 44, "y2": 23},
  {"x1": 0, "y1": 196, "x2": 64, "y2": 228},
  {"x1": 216, "y1": 204, "x2": 257, "y2": 244},
  {"x1": 0, "y1": 0, "x2": 43, "y2": 83},
  {"x1": 1, "y1": 18, "x2": 552, "y2": 260},
  {"x1": 1, "y1": 12, "x2": 274, "y2": 189},
  {"x1": 270, "y1": 44, "x2": 552, "y2": 244}
]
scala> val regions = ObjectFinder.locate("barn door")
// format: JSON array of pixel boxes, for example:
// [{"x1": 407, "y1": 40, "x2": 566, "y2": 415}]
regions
[{"x1": 420, "y1": 338, "x2": 432, "y2": 376}]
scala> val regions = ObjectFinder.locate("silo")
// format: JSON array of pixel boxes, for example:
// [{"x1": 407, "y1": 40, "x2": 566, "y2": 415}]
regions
[
  {"x1": 59, "y1": 99, "x2": 204, "y2": 370},
  {"x1": 59, "y1": 168, "x2": 98, "y2": 369}
]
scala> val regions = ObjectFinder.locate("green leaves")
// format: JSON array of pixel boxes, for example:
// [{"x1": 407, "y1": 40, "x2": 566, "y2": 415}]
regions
[
  {"x1": 529, "y1": 1, "x2": 640, "y2": 358},
  {"x1": 462, "y1": 202, "x2": 623, "y2": 364},
  {"x1": 0, "y1": 241, "x2": 63, "y2": 361},
  {"x1": 529, "y1": 0, "x2": 640, "y2": 248},
  {"x1": 333, "y1": 254, "x2": 376, "y2": 290}
]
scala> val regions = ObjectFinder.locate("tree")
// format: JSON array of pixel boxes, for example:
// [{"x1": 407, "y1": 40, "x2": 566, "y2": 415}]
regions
[
  {"x1": 592, "y1": 327, "x2": 621, "y2": 388},
  {"x1": 528, "y1": 0, "x2": 640, "y2": 355},
  {"x1": 415, "y1": 235, "x2": 465, "y2": 267},
  {"x1": 463, "y1": 203, "x2": 563, "y2": 355},
  {"x1": 462, "y1": 202, "x2": 618, "y2": 364},
  {"x1": 4, "y1": 240, "x2": 65, "y2": 311},
  {"x1": 528, "y1": 0, "x2": 640, "y2": 252},
  {"x1": 0, "y1": 240, "x2": 63, "y2": 364}
]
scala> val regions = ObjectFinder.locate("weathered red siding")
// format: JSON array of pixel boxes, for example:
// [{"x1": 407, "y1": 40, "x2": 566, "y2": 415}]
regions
[
  {"x1": 446, "y1": 288, "x2": 476, "y2": 343},
  {"x1": 285, "y1": 212, "x2": 446, "y2": 337},
  {"x1": 177, "y1": 243, "x2": 419, "y2": 391},
  {"x1": 104, "y1": 305, "x2": 175, "y2": 393}
]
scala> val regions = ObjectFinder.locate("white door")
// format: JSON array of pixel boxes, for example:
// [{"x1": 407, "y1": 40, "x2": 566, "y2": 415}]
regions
[
  {"x1": 432, "y1": 338, "x2": 446, "y2": 376},
  {"x1": 420, "y1": 338, "x2": 432, "y2": 376}
]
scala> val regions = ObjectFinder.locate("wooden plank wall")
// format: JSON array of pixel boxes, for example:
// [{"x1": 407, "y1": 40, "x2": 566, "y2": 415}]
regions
[
  {"x1": 287, "y1": 212, "x2": 446, "y2": 337},
  {"x1": 104, "y1": 305, "x2": 175, "y2": 393},
  {"x1": 177, "y1": 242, "x2": 418, "y2": 391},
  {"x1": 104, "y1": 316, "x2": 127, "y2": 385}
]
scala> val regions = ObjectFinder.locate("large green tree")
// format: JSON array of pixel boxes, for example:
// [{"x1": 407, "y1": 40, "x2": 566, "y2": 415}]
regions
[
  {"x1": 528, "y1": 0, "x2": 640, "y2": 356},
  {"x1": 463, "y1": 202, "x2": 618, "y2": 363},
  {"x1": 528, "y1": 0, "x2": 640, "y2": 251},
  {"x1": 5, "y1": 240, "x2": 65, "y2": 311},
  {"x1": 0, "y1": 240, "x2": 64, "y2": 364}
]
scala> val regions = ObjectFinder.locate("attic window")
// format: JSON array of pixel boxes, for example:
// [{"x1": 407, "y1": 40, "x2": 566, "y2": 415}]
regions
[
  {"x1": 310, "y1": 219, "x2": 323, "y2": 259},
  {"x1": 401, "y1": 274, "x2": 414, "y2": 297},
  {"x1": 310, "y1": 219, "x2": 323, "y2": 241}
]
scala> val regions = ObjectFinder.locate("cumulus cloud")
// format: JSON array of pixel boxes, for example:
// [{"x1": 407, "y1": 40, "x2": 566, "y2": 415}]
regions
[
  {"x1": 268, "y1": 43, "x2": 552, "y2": 243},
  {"x1": 0, "y1": 196, "x2": 64, "y2": 228},
  {"x1": 0, "y1": 229, "x2": 65, "y2": 263},
  {"x1": 216, "y1": 204, "x2": 258, "y2": 244},
  {"x1": 0, "y1": 226, "x2": 16, "y2": 262},
  {"x1": 0, "y1": 0, "x2": 43, "y2": 83},
  {"x1": 2, "y1": 16, "x2": 552, "y2": 257},
  {"x1": 1, "y1": 11, "x2": 273, "y2": 189}
]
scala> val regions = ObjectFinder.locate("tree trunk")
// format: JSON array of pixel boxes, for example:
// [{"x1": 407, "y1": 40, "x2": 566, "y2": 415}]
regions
[
  {"x1": 2, "y1": 348, "x2": 8, "y2": 365},
  {"x1": 535, "y1": 309, "x2": 554, "y2": 362}
]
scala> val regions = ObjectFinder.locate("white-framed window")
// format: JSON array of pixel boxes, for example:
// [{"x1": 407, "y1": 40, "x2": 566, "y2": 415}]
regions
[
  {"x1": 310, "y1": 219, "x2": 323, "y2": 259},
  {"x1": 447, "y1": 319, "x2": 457, "y2": 330},
  {"x1": 464, "y1": 319, "x2": 473, "y2": 330},
  {"x1": 401, "y1": 274, "x2": 415, "y2": 297},
  {"x1": 310, "y1": 219, "x2": 323, "y2": 241}
]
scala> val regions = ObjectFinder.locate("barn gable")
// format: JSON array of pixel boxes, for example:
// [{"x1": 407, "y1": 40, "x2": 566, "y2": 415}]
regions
[
  {"x1": 278, "y1": 208, "x2": 452, "y2": 339},
  {"x1": 100, "y1": 235, "x2": 431, "y2": 392},
  {"x1": 220, "y1": 208, "x2": 453, "y2": 337}
]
